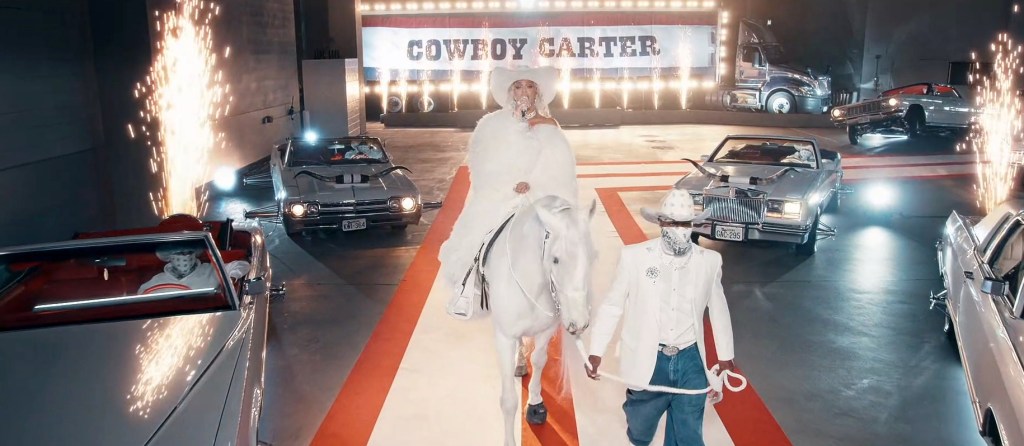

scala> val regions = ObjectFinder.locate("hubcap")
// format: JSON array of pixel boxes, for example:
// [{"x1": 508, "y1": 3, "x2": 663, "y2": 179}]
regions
[{"x1": 772, "y1": 97, "x2": 792, "y2": 113}]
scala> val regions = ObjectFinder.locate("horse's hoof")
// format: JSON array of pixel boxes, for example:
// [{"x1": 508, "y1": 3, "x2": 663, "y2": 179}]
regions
[
  {"x1": 514, "y1": 364, "x2": 528, "y2": 377},
  {"x1": 525, "y1": 402, "x2": 547, "y2": 425}
]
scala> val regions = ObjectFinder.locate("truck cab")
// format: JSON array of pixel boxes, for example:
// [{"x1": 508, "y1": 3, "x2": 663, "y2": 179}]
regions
[{"x1": 725, "y1": 20, "x2": 832, "y2": 114}]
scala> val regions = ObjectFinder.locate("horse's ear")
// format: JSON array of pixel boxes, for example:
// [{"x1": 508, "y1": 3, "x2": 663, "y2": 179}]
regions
[
  {"x1": 535, "y1": 206, "x2": 563, "y2": 231},
  {"x1": 586, "y1": 199, "x2": 597, "y2": 221}
]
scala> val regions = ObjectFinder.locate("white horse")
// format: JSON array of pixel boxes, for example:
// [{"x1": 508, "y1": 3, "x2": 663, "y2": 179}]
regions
[{"x1": 482, "y1": 195, "x2": 596, "y2": 446}]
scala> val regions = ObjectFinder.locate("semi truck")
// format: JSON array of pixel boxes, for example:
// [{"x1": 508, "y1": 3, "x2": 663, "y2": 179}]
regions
[{"x1": 714, "y1": 19, "x2": 833, "y2": 114}]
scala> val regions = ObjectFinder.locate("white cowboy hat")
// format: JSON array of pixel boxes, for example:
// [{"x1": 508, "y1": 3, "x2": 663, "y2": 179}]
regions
[
  {"x1": 156, "y1": 244, "x2": 204, "y2": 262},
  {"x1": 489, "y1": 66, "x2": 559, "y2": 108},
  {"x1": 640, "y1": 188, "x2": 711, "y2": 224}
]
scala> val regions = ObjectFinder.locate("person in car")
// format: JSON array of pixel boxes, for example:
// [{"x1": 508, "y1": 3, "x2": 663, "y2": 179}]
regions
[{"x1": 138, "y1": 244, "x2": 251, "y2": 294}]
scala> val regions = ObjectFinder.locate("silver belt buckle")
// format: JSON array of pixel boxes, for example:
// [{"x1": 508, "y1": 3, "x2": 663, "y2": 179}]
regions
[{"x1": 661, "y1": 345, "x2": 680, "y2": 356}]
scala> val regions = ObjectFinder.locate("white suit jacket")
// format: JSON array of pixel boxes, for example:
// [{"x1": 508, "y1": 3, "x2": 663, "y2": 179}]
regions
[{"x1": 589, "y1": 239, "x2": 735, "y2": 389}]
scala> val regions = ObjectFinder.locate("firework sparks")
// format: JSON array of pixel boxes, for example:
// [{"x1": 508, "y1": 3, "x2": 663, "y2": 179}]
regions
[
  {"x1": 963, "y1": 33, "x2": 1023, "y2": 212},
  {"x1": 131, "y1": 0, "x2": 230, "y2": 219}
]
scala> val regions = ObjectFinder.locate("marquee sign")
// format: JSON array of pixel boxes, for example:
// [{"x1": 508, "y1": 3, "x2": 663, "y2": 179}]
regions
[{"x1": 362, "y1": 13, "x2": 719, "y2": 80}]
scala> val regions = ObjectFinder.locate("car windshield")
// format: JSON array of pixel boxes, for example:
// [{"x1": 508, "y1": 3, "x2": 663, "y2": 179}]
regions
[
  {"x1": 709, "y1": 137, "x2": 818, "y2": 168},
  {"x1": 285, "y1": 139, "x2": 389, "y2": 167},
  {"x1": 0, "y1": 237, "x2": 233, "y2": 331}
]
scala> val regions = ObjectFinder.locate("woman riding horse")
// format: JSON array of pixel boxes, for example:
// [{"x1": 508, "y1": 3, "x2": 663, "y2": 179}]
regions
[{"x1": 439, "y1": 65, "x2": 580, "y2": 319}]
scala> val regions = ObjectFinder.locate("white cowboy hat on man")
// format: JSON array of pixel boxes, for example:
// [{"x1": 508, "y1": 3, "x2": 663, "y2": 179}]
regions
[
  {"x1": 488, "y1": 65, "x2": 559, "y2": 108},
  {"x1": 640, "y1": 188, "x2": 711, "y2": 224}
]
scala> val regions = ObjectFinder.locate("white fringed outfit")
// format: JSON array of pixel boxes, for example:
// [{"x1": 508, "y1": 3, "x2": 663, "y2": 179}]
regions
[{"x1": 438, "y1": 110, "x2": 579, "y2": 290}]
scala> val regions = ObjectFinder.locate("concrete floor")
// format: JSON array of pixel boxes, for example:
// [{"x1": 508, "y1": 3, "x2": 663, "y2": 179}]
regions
[{"x1": 207, "y1": 122, "x2": 985, "y2": 446}]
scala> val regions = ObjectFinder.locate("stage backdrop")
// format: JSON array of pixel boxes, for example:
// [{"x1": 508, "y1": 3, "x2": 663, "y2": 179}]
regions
[{"x1": 361, "y1": 12, "x2": 719, "y2": 81}]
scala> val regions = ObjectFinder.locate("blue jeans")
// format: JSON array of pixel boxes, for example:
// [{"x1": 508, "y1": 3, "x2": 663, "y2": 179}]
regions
[{"x1": 622, "y1": 343, "x2": 708, "y2": 446}]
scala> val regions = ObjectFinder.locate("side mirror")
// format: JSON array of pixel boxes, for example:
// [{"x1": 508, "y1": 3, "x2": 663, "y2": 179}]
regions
[
  {"x1": 243, "y1": 277, "x2": 268, "y2": 296},
  {"x1": 982, "y1": 278, "x2": 1007, "y2": 297},
  {"x1": 700, "y1": 155, "x2": 710, "y2": 162}
]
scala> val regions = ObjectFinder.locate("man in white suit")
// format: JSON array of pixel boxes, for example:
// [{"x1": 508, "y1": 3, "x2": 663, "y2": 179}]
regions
[{"x1": 585, "y1": 188, "x2": 736, "y2": 446}]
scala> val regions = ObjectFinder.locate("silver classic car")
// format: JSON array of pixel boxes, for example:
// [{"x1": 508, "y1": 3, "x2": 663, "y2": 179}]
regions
[
  {"x1": 675, "y1": 135, "x2": 843, "y2": 255},
  {"x1": 0, "y1": 215, "x2": 280, "y2": 445},
  {"x1": 245, "y1": 135, "x2": 440, "y2": 235},
  {"x1": 831, "y1": 83, "x2": 975, "y2": 144},
  {"x1": 932, "y1": 199, "x2": 1024, "y2": 446}
]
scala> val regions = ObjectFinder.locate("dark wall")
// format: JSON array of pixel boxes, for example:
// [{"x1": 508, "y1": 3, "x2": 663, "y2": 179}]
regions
[
  {"x1": 860, "y1": 0, "x2": 1013, "y2": 100},
  {"x1": 0, "y1": 0, "x2": 104, "y2": 246},
  {"x1": 199, "y1": 0, "x2": 302, "y2": 170},
  {"x1": 0, "y1": 0, "x2": 300, "y2": 246},
  {"x1": 743, "y1": 0, "x2": 869, "y2": 95}
]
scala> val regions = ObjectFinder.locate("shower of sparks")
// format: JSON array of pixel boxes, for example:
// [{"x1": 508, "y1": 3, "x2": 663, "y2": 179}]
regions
[
  {"x1": 131, "y1": 0, "x2": 230, "y2": 219},
  {"x1": 128, "y1": 315, "x2": 216, "y2": 418},
  {"x1": 962, "y1": 33, "x2": 1023, "y2": 212},
  {"x1": 678, "y1": 39, "x2": 693, "y2": 109}
]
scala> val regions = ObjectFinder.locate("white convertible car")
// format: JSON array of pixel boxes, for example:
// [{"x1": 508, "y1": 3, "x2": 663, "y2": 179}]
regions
[
  {"x1": 831, "y1": 83, "x2": 975, "y2": 144},
  {"x1": 933, "y1": 199, "x2": 1024, "y2": 446},
  {"x1": 0, "y1": 215, "x2": 282, "y2": 445},
  {"x1": 673, "y1": 135, "x2": 844, "y2": 255},
  {"x1": 244, "y1": 135, "x2": 441, "y2": 235}
]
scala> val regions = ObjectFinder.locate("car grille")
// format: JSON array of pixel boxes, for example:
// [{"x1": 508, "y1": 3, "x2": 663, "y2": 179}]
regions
[
  {"x1": 703, "y1": 188, "x2": 766, "y2": 224},
  {"x1": 319, "y1": 199, "x2": 389, "y2": 215},
  {"x1": 844, "y1": 100, "x2": 883, "y2": 116}
]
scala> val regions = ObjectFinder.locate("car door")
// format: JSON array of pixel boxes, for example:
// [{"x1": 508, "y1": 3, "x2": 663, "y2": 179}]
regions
[
  {"x1": 736, "y1": 45, "x2": 767, "y2": 89},
  {"x1": 959, "y1": 216, "x2": 1024, "y2": 429},
  {"x1": 954, "y1": 215, "x2": 1017, "y2": 425},
  {"x1": 935, "y1": 87, "x2": 972, "y2": 126}
]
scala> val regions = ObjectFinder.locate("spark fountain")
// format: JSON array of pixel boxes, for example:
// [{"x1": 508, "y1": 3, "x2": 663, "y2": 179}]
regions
[
  {"x1": 963, "y1": 33, "x2": 1024, "y2": 212},
  {"x1": 130, "y1": 0, "x2": 231, "y2": 219}
]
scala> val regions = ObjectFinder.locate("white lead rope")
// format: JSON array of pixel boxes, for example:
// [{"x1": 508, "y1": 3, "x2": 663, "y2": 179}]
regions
[{"x1": 573, "y1": 338, "x2": 748, "y2": 396}]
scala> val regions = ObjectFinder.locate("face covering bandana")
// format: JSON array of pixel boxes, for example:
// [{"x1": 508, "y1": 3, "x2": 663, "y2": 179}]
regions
[
  {"x1": 169, "y1": 254, "x2": 199, "y2": 279},
  {"x1": 661, "y1": 227, "x2": 693, "y2": 257}
]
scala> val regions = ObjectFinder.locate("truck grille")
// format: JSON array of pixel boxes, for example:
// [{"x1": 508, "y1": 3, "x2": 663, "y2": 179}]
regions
[
  {"x1": 702, "y1": 188, "x2": 766, "y2": 224},
  {"x1": 844, "y1": 100, "x2": 883, "y2": 116},
  {"x1": 319, "y1": 199, "x2": 389, "y2": 215}
]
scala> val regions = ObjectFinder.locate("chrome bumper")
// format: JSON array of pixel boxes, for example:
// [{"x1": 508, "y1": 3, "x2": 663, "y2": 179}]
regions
[
  {"x1": 693, "y1": 221, "x2": 811, "y2": 244},
  {"x1": 288, "y1": 209, "x2": 421, "y2": 230},
  {"x1": 831, "y1": 110, "x2": 903, "y2": 127}
]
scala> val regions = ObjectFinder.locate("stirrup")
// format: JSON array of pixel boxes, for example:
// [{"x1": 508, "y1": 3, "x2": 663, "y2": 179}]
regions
[{"x1": 446, "y1": 285, "x2": 475, "y2": 320}]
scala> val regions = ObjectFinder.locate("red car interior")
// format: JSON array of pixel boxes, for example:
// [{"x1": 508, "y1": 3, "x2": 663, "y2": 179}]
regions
[{"x1": 0, "y1": 217, "x2": 253, "y2": 331}]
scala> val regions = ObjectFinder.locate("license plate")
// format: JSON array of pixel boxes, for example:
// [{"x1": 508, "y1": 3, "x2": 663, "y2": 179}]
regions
[
  {"x1": 713, "y1": 224, "x2": 745, "y2": 241},
  {"x1": 851, "y1": 117, "x2": 870, "y2": 125},
  {"x1": 342, "y1": 219, "x2": 367, "y2": 231}
]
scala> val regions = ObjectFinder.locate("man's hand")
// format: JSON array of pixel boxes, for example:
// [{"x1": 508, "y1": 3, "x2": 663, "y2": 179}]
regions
[
  {"x1": 708, "y1": 360, "x2": 736, "y2": 403},
  {"x1": 528, "y1": 115, "x2": 558, "y2": 128},
  {"x1": 514, "y1": 182, "x2": 531, "y2": 194},
  {"x1": 585, "y1": 355, "x2": 602, "y2": 380},
  {"x1": 717, "y1": 360, "x2": 736, "y2": 374}
]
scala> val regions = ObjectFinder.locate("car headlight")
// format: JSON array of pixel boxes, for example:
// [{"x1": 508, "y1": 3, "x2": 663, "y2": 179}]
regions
[
  {"x1": 783, "y1": 201, "x2": 802, "y2": 217},
  {"x1": 389, "y1": 196, "x2": 418, "y2": 212},
  {"x1": 289, "y1": 202, "x2": 306, "y2": 217},
  {"x1": 831, "y1": 108, "x2": 844, "y2": 118},
  {"x1": 400, "y1": 197, "x2": 417, "y2": 211},
  {"x1": 887, "y1": 97, "x2": 899, "y2": 107},
  {"x1": 306, "y1": 202, "x2": 320, "y2": 217},
  {"x1": 690, "y1": 193, "x2": 703, "y2": 211},
  {"x1": 767, "y1": 200, "x2": 802, "y2": 219}
]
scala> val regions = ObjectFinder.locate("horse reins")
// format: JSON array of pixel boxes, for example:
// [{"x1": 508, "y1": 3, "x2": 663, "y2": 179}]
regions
[{"x1": 506, "y1": 195, "x2": 560, "y2": 318}]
